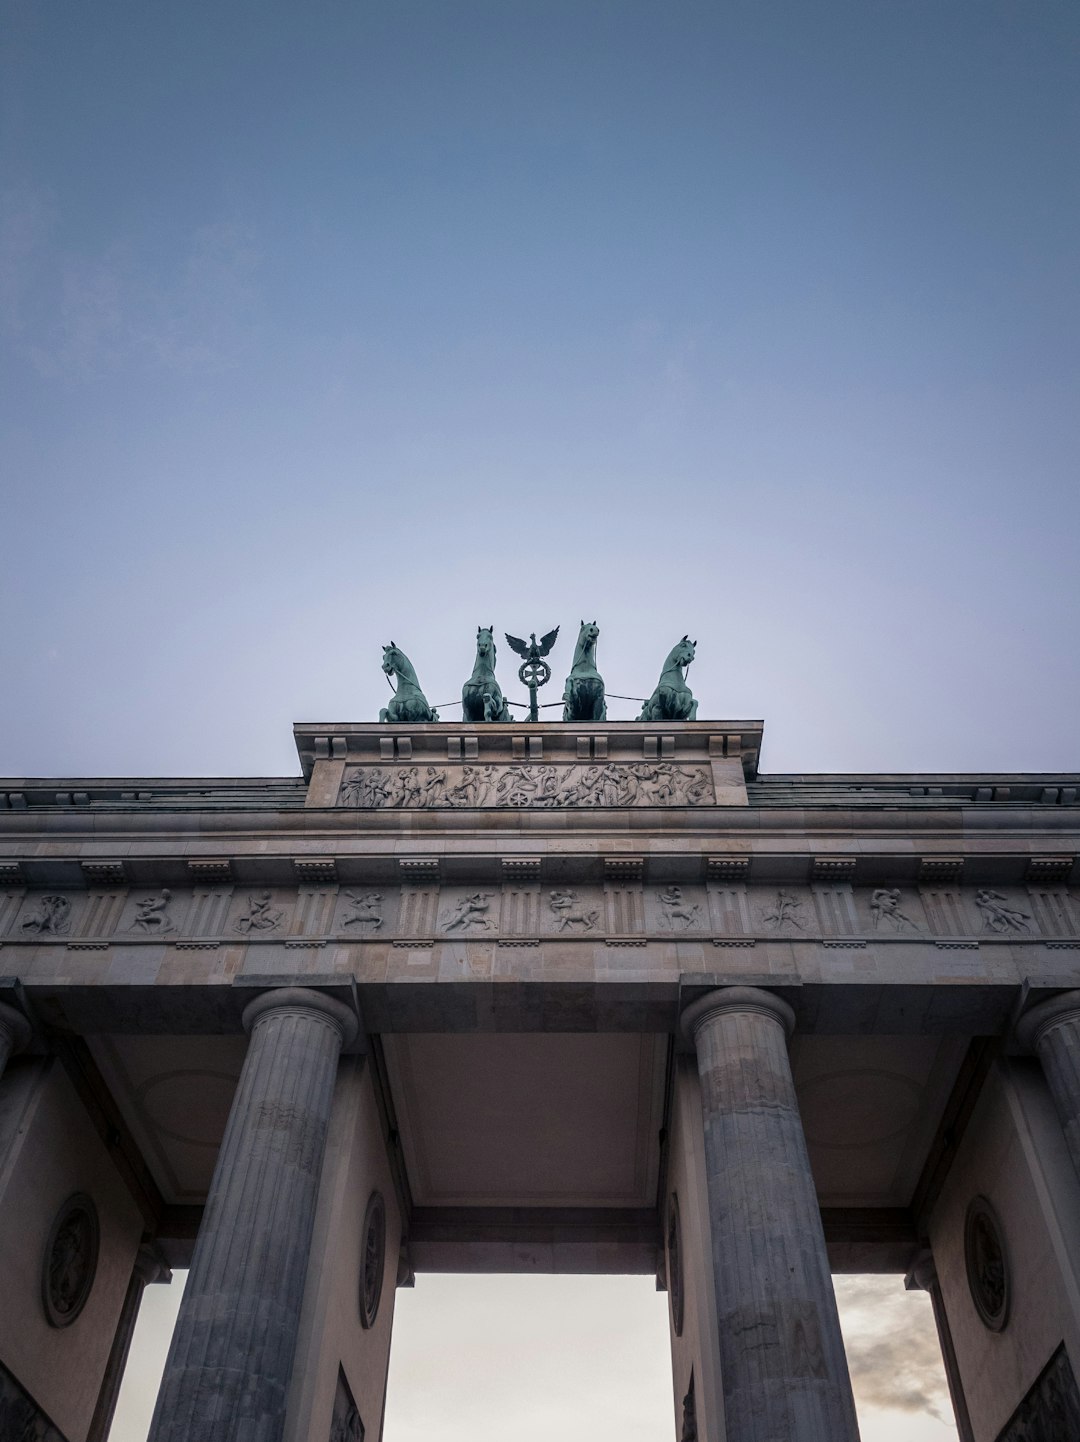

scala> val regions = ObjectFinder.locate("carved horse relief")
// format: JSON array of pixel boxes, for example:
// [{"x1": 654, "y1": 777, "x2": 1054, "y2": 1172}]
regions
[
  {"x1": 562, "y1": 620, "x2": 606, "y2": 721},
  {"x1": 461, "y1": 626, "x2": 511, "y2": 722},
  {"x1": 639, "y1": 636, "x2": 698, "y2": 722},
  {"x1": 380, "y1": 642, "x2": 439, "y2": 724}
]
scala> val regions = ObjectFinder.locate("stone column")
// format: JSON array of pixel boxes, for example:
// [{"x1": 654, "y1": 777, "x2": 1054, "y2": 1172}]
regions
[
  {"x1": 87, "y1": 1244, "x2": 172, "y2": 1442},
  {"x1": 0, "y1": 1000, "x2": 31, "y2": 1078},
  {"x1": 681, "y1": 986, "x2": 860, "y2": 1442},
  {"x1": 905, "y1": 1249, "x2": 974, "y2": 1442},
  {"x1": 1015, "y1": 989, "x2": 1080, "y2": 1184},
  {"x1": 147, "y1": 987, "x2": 357, "y2": 1442}
]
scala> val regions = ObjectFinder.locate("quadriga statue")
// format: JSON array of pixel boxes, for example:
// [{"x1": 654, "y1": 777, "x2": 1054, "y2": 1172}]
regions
[
  {"x1": 639, "y1": 636, "x2": 698, "y2": 721},
  {"x1": 562, "y1": 620, "x2": 606, "y2": 721},
  {"x1": 379, "y1": 643, "x2": 439, "y2": 723},
  {"x1": 461, "y1": 626, "x2": 512, "y2": 722}
]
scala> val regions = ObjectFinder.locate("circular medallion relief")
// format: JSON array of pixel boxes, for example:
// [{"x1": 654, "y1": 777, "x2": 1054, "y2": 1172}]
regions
[
  {"x1": 42, "y1": 1193, "x2": 99, "y2": 1328},
  {"x1": 359, "y1": 1191, "x2": 386, "y2": 1330},
  {"x1": 965, "y1": 1195, "x2": 1009, "y2": 1332},
  {"x1": 666, "y1": 1193, "x2": 684, "y2": 1337}
]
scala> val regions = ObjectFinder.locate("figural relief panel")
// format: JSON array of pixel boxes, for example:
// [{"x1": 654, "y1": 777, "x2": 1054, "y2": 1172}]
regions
[{"x1": 338, "y1": 761, "x2": 714, "y2": 809}]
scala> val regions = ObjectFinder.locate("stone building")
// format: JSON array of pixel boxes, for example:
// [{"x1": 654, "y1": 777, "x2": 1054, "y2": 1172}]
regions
[{"x1": 1, "y1": 717, "x2": 1079, "y2": 1441}]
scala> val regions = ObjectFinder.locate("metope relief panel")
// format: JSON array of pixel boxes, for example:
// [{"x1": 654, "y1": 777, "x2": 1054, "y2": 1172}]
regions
[
  {"x1": 227, "y1": 888, "x2": 293, "y2": 937},
  {"x1": 860, "y1": 887, "x2": 925, "y2": 934},
  {"x1": 438, "y1": 889, "x2": 500, "y2": 935},
  {"x1": 757, "y1": 888, "x2": 812, "y2": 934},
  {"x1": 117, "y1": 888, "x2": 186, "y2": 938},
  {"x1": 331, "y1": 888, "x2": 397, "y2": 937},
  {"x1": 971, "y1": 888, "x2": 1033, "y2": 936},
  {"x1": 544, "y1": 888, "x2": 603, "y2": 935},
  {"x1": 337, "y1": 761, "x2": 714, "y2": 809},
  {"x1": 13, "y1": 892, "x2": 78, "y2": 938},
  {"x1": 647, "y1": 886, "x2": 707, "y2": 933}
]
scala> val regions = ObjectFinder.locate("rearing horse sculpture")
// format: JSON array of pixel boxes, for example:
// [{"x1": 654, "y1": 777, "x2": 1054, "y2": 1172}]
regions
[
  {"x1": 562, "y1": 620, "x2": 606, "y2": 721},
  {"x1": 379, "y1": 643, "x2": 439, "y2": 723},
  {"x1": 461, "y1": 626, "x2": 511, "y2": 722},
  {"x1": 639, "y1": 636, "x2": 698, "y2": 721}
]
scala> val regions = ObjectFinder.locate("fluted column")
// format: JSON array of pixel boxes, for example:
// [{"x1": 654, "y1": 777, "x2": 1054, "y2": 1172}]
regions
[
  {"x1": 147, "y1": 987, "x2": 357, "y2": 1442},
  {"x1": 681, "y1": 986, "x2": 860, "y2": 1442},
  {"x1": 905, "y1": 1249, "x2": 974, "y2": 1442},
  {"x1": 1015, "y1": 988, "x2": 1080, "y2": 1184},
  {"x1": 0, "y1": 1000, "x2": 31, "y2": 1078}
]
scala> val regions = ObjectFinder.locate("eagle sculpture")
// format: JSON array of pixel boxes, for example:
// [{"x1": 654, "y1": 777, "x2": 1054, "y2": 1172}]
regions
[{"x1": 505, "y1": 628, "x2": 559, "y2": 663}]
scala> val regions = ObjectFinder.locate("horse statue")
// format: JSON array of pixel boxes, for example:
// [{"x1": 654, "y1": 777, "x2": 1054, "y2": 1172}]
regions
[
  {"x1": 461, "y1": 626, "x2": 511, "y2": 722},
  {"x1": 379, "y1": 643, "x2": 439, "y2": 723},
  {"x1": 638, "y1": 636, "x2": 698, "y2": 721},
  {"x1": 562, "y1": 620, "x2": 606, "y2": 721}
]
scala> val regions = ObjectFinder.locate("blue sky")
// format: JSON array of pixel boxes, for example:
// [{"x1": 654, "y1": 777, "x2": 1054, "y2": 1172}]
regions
[
  {"x1": 3, "y1": 5, "x2": 1077, "y2": 1436},
  {"x1": 3, "y1": 0, "x2": 1078, "y2": 780}
]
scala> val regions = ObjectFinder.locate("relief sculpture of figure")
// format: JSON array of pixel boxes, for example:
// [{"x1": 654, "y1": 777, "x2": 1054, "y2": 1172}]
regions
[
  {"x1": 379, "y1": 642, "x2": 439, "y2": 724},
  {"x1": 549, "y1": 890, "x2": 600, "y2": 931},
  {"x1": 133, "y1": 889, "x2": 174, "y2": 933},
  {"x1": 235, "y1": 890, "x2": 282, "y2": 933},
  {"x1": 760, "y1": 889, "x2": 805, "y2": 931},
  {"x1": 869, "y1": 887, "x2": 918, "y2": 932},
  {"x1": 445, "y1": 892, "x2": 497, "y2": 932},
  {"x1": 658, "y1": 886, "x2": 701, "y2": 929},
  {"x1": 341, "y1": 891, "x2": 383, "y2": 929},
  {"x1": 562, "y1": 620, "x2": 606, "y2": 722},
  {"x1": 975, "y1": 889, "x2": 1031, "y2": 934},
  {"x1": 639, "y1": 636, "x2": 698, "y2": 722},
  {"x1": 20, "y1": 894, "x2": 71, "y2": 935},
  {"x1": 461, "y1": 626, "x2": 512, "y2": 723}
]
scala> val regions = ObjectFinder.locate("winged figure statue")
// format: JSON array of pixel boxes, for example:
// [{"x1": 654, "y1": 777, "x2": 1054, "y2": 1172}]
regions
[{"x1": 505, "y1": 628, "x2": 559, "y2": 663}]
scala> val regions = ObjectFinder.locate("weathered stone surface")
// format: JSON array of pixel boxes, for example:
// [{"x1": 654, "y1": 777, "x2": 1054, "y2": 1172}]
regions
[
  {"x1": 0, "y1": 1001, "x2": 30, "y2": 1078},
  {"x1": 682, "y1": 986, "x2": 861, "y2": 1442},
  {"x1": 1015, "y1": 988, "x2": 1080, "y2": 1183},
  {"x1": 146, "y1": 987, "x2": 356, "y2": 1442}
]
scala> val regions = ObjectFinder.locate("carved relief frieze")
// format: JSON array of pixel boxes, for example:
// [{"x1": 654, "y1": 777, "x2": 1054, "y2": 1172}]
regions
[
  {"x1": 338, "y1": 890, "x2": 386, "y2": 933},
  {"x1": 759, "y1": 889, "x2": 807, "y2": 933},
  {"x1": 125, "y1": 889, "x2": 179, "y2": 936},
  {"x1": 547, "y1": 889, "x2": 601, "y2": 933},
  {"x1": 19, "y1": 894, "x2": 73, "y2": 937},
  {"x1": 867, "y1": 888, "x2": 921, "y2": 933},
  {"x1": 233, "y1": 889, "x2": 283, "y2": 934},
  {"x1": 654, "y1": 887, "x2": 704, "y2": 931},
  {"x1": 974, "y1": 889, "x2": 1031, "y2": 935},
  {"x1": 338, "y1": 761, "x2": 713, "y2": 809},
  {"x1": 441, "y1": 891, "x2": 498, "y2": 934}
]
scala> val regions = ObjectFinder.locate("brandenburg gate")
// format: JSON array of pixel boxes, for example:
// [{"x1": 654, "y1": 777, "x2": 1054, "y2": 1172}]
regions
[{"x1": 1, "y1": 631, "x2": 1079, "y2": 1441}]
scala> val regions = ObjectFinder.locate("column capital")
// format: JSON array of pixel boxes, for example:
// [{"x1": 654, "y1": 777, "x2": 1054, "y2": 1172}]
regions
[
  {"x1": 1014, "y1": 988, "x2": 1080, "y2": 1053},
  {"x1": 680, "y1": 985, "x2": 795, "y2": 1047},
  {"x1": 0, "y1": 1000, "x2": 32, "y2": 1055},
  {"x1": 241, "y1": 986, "x2": 358, "y2": 1049},
  {"x1": 904, "y1": 1247, "x2": 938, "y2": 1293}
]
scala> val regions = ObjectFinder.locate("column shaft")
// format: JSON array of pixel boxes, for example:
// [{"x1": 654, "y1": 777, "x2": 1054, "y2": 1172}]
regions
[
  {"x1": 1016, "y1": 990, "x2": 1080, "y2": 1184},
  {"x1": 147, "y1": 988, "x2": 356, "y2": 1442},
  {"x1": 683, "y1": 988, "x2": 860, "y2": 1442}
]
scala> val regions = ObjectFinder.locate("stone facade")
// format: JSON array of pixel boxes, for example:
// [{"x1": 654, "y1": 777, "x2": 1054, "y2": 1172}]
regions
[{"x1": 0, "y1": 718, "x2": 1078, "y2": 1440}]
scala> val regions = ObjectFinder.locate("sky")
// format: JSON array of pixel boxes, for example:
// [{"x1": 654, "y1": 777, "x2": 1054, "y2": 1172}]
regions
[{"x1": 3, "y1": 1, "x2": 1078, "y2": 1438}]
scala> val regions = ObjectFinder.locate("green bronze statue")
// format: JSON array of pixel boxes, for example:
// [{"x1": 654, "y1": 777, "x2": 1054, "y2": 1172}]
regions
[
  {"x1": 461, "y1": 626, "x2": 512, "y2": 722},
  {"x1": 639, "y1": 636, "x2": 697, "y2": 721},
  {"x1": 380, "y1": 642, "x2": 439, "y2": 723},
  {"x1": 562, "y1": 620, "x2": 607, "y2": 721}
]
